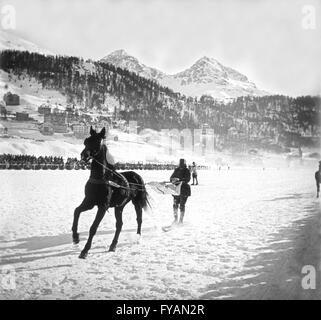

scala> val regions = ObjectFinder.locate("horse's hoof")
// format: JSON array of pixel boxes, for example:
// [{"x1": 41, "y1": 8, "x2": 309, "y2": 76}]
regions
[
  {"x1": 79, "y1": 251, "x2": 88, "y2": 259},
  {"x1": 108, "y1": 246, "x2": 116, "y2": 252},
  {"x1": 72, "y1": 233, "x2": 80, "y2": 244}
]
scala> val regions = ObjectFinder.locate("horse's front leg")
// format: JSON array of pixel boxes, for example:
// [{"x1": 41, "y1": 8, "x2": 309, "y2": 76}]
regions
[
  {"x1": 79, "y1": 206, "x2": 106, "y2": 259},
  {"x1": 72, "y1": 198, "x2": 94, "y2": 244},
  {"x1": 109, "y1": 207, "x2": 124, "y2": 252}
]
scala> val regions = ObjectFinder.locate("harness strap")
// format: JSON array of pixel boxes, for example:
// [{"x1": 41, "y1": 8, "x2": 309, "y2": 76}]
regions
[
  {"x1": 88, "y1": 177, "x2": 109, "y2": 184},
  {"x1": 88, "y1": 172, "x2": 131, "y2": 208},
  {"x1": 116, "y1": 173, "x2": 131, "y2": 208}
]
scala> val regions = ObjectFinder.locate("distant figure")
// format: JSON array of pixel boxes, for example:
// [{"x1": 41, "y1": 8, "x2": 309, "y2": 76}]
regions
[
  {"x1": 298, "y1": 146, "x2": 303, "y2": 158},
  {"x1": 191, "y1": 161, "x2": 198, "y2": 185},
  {"x1": 170, "y1": 159, "x2": 191, "y2": 224},
  {"x1": 315, "y1": 161, "x2": 321, "y2": 198}
]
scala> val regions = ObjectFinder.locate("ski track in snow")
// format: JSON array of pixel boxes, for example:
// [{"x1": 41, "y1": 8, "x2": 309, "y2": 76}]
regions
[{"x1": 0, "y1": 168, "x2": 320, "y2": 300}]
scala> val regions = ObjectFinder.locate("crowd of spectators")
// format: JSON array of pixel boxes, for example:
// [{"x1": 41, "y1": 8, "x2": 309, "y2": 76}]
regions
[
  {"x1": 0, "y1": 154, "x2": 69, "y2": 170},
  {"x1": 0, "y1": 154, "x2": 209, "y2": 171},
  {"x1": 0, "y1": 154, "x2": 64, "y2": 165}
]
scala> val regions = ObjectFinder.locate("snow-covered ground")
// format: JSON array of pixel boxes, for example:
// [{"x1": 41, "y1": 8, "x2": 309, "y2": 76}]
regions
[{"x1": 0, "y1": 167, "x2": 320, "y2": 300}]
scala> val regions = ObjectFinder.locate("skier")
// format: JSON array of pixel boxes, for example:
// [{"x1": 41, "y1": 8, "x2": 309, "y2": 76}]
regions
[
  {"x1": 170, "y1": 158, "x2": 191, "y2": 224},
  {"x1": 315, "y1": 161, "x2": 321, "y2": 198},
  {"x1": 191, "y1": 161, "x2": 198, "y2": 185}
]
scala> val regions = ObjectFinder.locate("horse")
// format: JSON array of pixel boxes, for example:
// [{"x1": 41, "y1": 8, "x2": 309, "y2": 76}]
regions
[{"x1": 71, "y1": 126, "x2": 151, "y2": 259}]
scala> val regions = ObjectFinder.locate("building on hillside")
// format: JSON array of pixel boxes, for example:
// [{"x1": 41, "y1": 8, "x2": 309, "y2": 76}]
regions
[
  {"x1": 246, "y1": 104, "x2": 259, "y2": 120},
  {"x1": 72, "y1": 123, "x2": 90, "y2": 139},
  {"x1": 16, "y1": 112, "x2": 29, "y2": 121},
  {"x1": 3, "y1": 92, "x2": 20, "y2": 106},
  {"x1": 44, "y1": 110, "x2": 68, "y2": 133},
  {"x1": 66, "y1": 109, "x2": 78, "y2": 123},
  {"x1": 41, "y1": 122, "x2": 54, "y2": 135},
  {"x1": 38, "y1": 105, "x2": 51, "y2": 115}
]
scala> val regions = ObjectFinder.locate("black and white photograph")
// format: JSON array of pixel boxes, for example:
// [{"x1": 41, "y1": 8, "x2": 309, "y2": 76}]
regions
[{"x1": 0, "y1": 0, "x2": 320, "y2": 306}]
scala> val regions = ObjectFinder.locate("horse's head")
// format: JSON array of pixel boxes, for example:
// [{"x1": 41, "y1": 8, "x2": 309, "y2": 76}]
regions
[{"x1": 81, "y1": 126, "x2": 106, "y2": 162}]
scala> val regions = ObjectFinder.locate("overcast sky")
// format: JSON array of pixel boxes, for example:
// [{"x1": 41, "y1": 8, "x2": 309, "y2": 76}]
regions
[{"x1": 1, "y1": 0, "x2": 321, "y2": 96}]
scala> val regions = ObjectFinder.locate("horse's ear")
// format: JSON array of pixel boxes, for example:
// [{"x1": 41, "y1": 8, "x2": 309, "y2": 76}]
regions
[
  {"x1": 100, "y1": 127, "x2": 106, "y2": 138},
  {"x1": 90, "y1": 126, "x2": 95, "y2": 136}
]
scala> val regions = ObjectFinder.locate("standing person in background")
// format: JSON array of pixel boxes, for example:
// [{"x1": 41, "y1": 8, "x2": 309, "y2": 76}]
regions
[
  {"x1": 191, "y1": 161, "x2": 198, "y2": 185},
  {"x1": 170, "y1": 159, "x2": 191, "y2": 224},
  {"x1": 315, "y1": 161, "x2": 321, "y2": 198}
]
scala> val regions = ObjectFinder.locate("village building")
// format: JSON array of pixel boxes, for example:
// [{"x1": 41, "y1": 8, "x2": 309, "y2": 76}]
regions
[
  {"x1": 245, "y1": 104, "x2": 259, "y2": 120},
  {"x1": 41, "y1": 122, "x2": 54, "y2": 135},
  {"x1": 38, "y1": 104, "x2": 51, "y2": 115},
  {"x1": 16, "y1": 112, "x2": 29, "y2": 121},
  {"x1": 3, "y1": 92, "x2": 20, "y2": 106},
  {"x1": 43, "y1": 110, "x2": 68, "y2": 133},
  {"x1": 72, "y1": 123, "x2": 90, "y2": 138}
]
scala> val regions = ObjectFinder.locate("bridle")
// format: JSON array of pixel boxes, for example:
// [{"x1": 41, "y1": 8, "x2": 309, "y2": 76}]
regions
[{"x1": 82, "y1": 137, "x2": 104, "y2": 162}]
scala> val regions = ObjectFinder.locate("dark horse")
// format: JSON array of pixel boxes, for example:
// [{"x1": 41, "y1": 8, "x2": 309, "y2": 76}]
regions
[{"x1": 71, "y1": 126, "x2": 150, "y2": 259}]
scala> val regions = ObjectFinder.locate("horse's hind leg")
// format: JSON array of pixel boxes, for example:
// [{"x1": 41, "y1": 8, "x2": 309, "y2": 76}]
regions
[
  {"x1": 109, "y1": 206, "x2": 124, "y2": 252},
  {"x1": 133, "y1": 200, "x2": 143, "y2": 235},
  {"x1": 79, "y1": 206, "x2": 106, "y2": 259},
  {"x1": 72, "y1": 198, "x2": 94, "y2": 244}
]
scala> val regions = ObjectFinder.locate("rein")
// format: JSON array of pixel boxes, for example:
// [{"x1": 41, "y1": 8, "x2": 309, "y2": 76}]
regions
[{"x1": 91, "y1": 157, "x2": 147, "y2": 192}]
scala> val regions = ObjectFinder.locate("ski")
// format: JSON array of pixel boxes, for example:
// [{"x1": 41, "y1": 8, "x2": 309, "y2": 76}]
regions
[
  {"x1": 162, "y1": 225, "x2": 174, "y2": 232},
  {"x1": 162, "y1": 222, "x2": 181, "y2": 232}
]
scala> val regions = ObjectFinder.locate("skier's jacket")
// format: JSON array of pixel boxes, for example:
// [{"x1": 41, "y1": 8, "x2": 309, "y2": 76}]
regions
[{"x1": 170, "y1": 165, "x2": 191, "y2": 197}]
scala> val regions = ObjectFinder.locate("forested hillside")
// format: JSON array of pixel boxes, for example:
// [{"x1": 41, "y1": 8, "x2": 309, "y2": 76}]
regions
[{"x1": 0, "y1": 50, "x2": 320, "y2": 149}]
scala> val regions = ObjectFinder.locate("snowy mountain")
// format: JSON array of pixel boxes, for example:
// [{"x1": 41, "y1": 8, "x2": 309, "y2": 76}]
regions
[
  {"x1": 0, "y1": 30, "x2": 53, "y2": 55},
  {"x1": 101, "y1": 50, "x2": 268, "y2": 100},
  {"x1": 165, "y1": 56, "x2": 268, "y2": 99},
  {"x1": 100, "y1": 49, "x2": 166, "y2": 81},
  {"x1": 0, "y1": 29, "x2": 267, "y2": 100}
]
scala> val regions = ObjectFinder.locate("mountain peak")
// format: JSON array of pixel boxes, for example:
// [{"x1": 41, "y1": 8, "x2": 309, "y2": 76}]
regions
[
  {"x1": 192, "y1": 56, "x2": 223, "y2": 70},
  {"x1": 101, "y1": 49, "x2": 134, "y2": 61},
  {"x1": 100, "y1": 49, "x2": 165, "y2": 80},
  {"x1": 99, "y1": 49, "x2": 266, "y2": 100},
  {"x1": 109, "y1": 49, "x2": 130, "y2": 57},
  {"x1": 198, "y1": 56, "x2": 217, "y2": 62},
  {"x1": 175, "y1": 55, "x2": 226, "y2": 83}
]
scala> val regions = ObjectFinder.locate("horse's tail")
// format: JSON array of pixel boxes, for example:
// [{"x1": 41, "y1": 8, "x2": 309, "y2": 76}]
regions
[
  {"x1": 136, "y1": 182, "x2": 152, "y2": 211},
  {"x1": 141, "y1": 189, "x2": 152, "y2": 211},
  {"x1": 134, "y1": 174, "x2": 152, "y2": 211}
]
